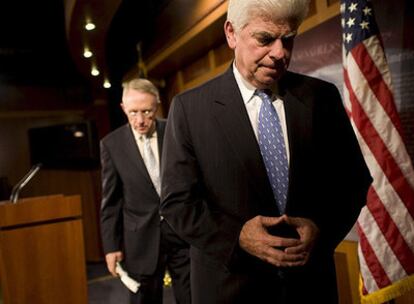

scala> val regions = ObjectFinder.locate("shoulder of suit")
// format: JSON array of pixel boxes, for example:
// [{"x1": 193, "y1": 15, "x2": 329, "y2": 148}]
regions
[
  {"x1": 174, "y1": 67, "x2": 231, "y2": 102},
  {"x1": 156, "y1": 118, "x2": 167, "y2": 125},
  {"x1": 282, "y1": 71, "x2": 338, "y2": 96},
  {"x1": 101, "y1": 123, "x2": 130, "y2": 144},
  {"x1": 156, "y1": 119, "x2": 167, "y2": 135},
  {"x1": 283, "y1": 71, "x2": 336, "y2": 88}
]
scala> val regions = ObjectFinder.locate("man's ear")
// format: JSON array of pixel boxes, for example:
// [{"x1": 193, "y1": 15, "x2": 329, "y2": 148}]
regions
[
  {"x1": 120, "y1": 102, "x2": 126, "y2": 114},
  {"x1": 224, "y1": 20, "x2": 237, "y2": 50},
  {"x1": 154, "y1": 103, "x2": 159, "y2": 115}
]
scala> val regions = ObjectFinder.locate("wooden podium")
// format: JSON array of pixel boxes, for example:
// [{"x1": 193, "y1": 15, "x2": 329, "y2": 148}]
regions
[{"x1": 0, "y1": 195, "x2": 88, "y2": 304}]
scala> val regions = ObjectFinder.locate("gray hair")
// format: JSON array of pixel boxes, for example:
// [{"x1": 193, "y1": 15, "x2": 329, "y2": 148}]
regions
[
  {"x1": 122, "y1": 78, "x2": 161, "y2": 104},
  {"x1": 227, "y1": 0, "x2": 310, "y2": 32}
]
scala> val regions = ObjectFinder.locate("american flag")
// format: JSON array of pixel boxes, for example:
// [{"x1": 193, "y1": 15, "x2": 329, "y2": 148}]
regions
[{"x1": 341, "y1": 0, "x2": 414, "y2": 303}]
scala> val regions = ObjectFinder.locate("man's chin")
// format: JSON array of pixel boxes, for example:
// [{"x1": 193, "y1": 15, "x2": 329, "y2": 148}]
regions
[
  {"x1": 135, "y1": 128, "x2": 149, "y2": 135},
  {"x1": 255, "y1": 77, "x2": 281, "y2": 88},
  {"x1": 256, "y1": 71, "x2": 285, "y2": 86}
]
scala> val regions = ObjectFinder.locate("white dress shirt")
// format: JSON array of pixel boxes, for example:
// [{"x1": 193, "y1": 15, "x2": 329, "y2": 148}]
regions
[
  {"x1": 233, "y1": 64, "x2": 290, "y2": 163},
  {"x1": 132, "y1": 127, "x2": 160, "y2": 170}
]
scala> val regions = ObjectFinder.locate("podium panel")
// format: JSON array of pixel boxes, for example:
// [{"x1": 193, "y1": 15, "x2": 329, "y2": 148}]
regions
[{"x1": 0, "y1": 195, "x2": 87, "y2": 304}]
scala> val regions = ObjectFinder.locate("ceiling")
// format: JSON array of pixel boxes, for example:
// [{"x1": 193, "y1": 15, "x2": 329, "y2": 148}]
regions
[
  {"x1": 0, "y1": 0, "x2": 170, "y2": 100},
  {"x1": 0, "y1": 0, "x2": 81, "y2": 85}
]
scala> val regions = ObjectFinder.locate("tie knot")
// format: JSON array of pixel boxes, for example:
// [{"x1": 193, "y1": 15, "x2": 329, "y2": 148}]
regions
[
  {"x1": 255, "y1": 89, "x2": 273, "y2": 103},
  {"x1": 141, "y1": 135, "x2": 151, "y2": 143}
]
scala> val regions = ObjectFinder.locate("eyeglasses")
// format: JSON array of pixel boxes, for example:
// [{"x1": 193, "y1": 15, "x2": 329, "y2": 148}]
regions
[{"x1": 126, "y1": 109, "x2": 155, "y2": 118}]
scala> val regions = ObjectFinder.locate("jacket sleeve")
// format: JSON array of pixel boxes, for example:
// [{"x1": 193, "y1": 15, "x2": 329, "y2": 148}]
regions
[
  {"x1": 100, "y1": 140, "x2": 124, "y2": 254},
  {"x1": 160, "y1": 97, "x2": 243, "y2": 268},
  {"x1": 311, "y1": 82, "x2": 372, "y2": 251}
]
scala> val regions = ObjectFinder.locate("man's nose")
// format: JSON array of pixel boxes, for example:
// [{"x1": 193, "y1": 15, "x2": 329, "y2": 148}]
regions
[
  {"x1": 269, "y1": 39, "x2": 285, "y2": 60},
  {"x1": 135, "y1": 112, "x2": 145, "y2": 124}
]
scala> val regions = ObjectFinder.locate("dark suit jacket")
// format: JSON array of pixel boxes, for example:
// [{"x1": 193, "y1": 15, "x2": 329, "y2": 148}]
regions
[
  {"x1": 160, "y1": 66, "x2": 372, "y2": 303},
  {"x1": 100, "y1": 120, "x2": 165, "y2": 275}
]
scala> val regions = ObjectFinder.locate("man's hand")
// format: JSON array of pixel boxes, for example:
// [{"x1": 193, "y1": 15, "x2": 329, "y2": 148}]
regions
[
  {"x1": 239, "y1": 215, "x2": 306, "y2": 267},
  {"x1": 283, "y1": 216, "x2": 319, "y2": 264},
  {"x1": 105, "y1": 251, "x2": 124, "y2": 276}
]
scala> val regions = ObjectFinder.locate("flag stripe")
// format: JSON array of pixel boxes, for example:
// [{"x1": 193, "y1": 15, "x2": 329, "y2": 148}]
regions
[
  {"x1": 366, "y1": 187, "x2": 414, "y2": 274},
  {"x1": 358, "y1": 222, "x2": 392, "y2": 291},
  {"x1": 358, "y1": 239, "x2": 378, "y2": 293},
  {"x1": 358, "y1": 206, "x2": 406, "y2": 286}
]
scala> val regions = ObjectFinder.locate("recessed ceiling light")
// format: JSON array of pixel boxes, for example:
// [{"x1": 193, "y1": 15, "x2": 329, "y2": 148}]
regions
[
  {"x1": 83, "y1": 49, "x2": 93, "y2": 58},
  {"x1": 103, "y1": 80, "x2": 111, "y2": 89},
  {"x1": 85, "y1": 22, "x2": 96, "y2": 31},
  {"x1": 91, "y1": 67, "x2": 100, "y2": 76}
]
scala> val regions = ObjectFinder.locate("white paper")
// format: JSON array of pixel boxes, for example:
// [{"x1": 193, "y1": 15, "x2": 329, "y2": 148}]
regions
[{"x1": 115, "y1": 262, "x2": 140, "y2": 293}]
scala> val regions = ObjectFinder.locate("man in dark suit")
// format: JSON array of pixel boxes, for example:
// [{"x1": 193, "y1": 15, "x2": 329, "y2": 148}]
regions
[
  {"x1": 100, "y1": 78, "x2": 191, "y2": 304},
  {"x1": 160, "y1": 0, "x2": 372, "y2": 303}
]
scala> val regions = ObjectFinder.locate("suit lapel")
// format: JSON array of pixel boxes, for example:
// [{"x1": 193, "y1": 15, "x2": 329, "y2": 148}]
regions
[
  {"x1": 211, "y1": 67, "x2": 278, "y2": 215},
  {"x1": 122, "y1": 124, "x2": 153, "y2": 184},
  {"x1": 156, "y1": 119, "x2": 166, "y2": 163},
  {"x1": 284, "y1": 92, "x2": 310, "y2": 172},
  {"x1": 280, "y1": 74, "x2": 312, "y2": 214}
]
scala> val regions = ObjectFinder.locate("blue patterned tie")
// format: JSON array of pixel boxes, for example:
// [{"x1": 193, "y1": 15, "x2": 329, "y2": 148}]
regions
[{"x1": 257, "y1": 89, "x2": 289, "y2": 214}]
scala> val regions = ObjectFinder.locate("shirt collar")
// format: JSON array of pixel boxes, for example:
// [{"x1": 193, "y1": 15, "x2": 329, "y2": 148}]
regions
[
  {"x1": 233, "y1": 62, "x2": 256, "y2": 105},
  {"x1": 232, "y1": 62, "x2": 280, "y2": 104},
  {"x1": 131, "y1": 125, "x2": 158, "y2": 142}
]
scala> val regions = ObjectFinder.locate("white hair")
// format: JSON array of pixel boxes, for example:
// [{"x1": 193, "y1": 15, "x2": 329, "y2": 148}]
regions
[
  {"x1": 227, "y1": 0, "x2": 310, "y2": 31},
  {"x1": 122, "y1": 78, "x2": 160, "y2": 104}
]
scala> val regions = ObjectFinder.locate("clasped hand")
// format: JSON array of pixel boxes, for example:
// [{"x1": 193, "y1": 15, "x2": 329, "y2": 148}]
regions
[{"x1": 239, "y1": 215, "x2": 319, "y2": 267}]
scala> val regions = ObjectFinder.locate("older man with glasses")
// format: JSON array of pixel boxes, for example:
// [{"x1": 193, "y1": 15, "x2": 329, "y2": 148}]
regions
[{"x1": 100, "y1": 78, "x2": 191, "y2": 304}]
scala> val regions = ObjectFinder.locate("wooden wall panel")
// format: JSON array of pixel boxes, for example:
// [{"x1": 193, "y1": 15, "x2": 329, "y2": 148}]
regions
[
  {"x1": 182, "y1": 55, "x2": 211, "y2": 84},
  {"x1": 214, "y1": 43, "x2": 233, "y2": 67},
  {"x1": 327, "y1": 0, "x2": 340, "y2": 6},
  {"x1": 309, "y1": 0, "x2": 317, "y2": 17},
  {"x1": 146, "y1": 1, "x2": 227, "y2": 79},
  {"x1": 146, "y1": 0, "x2": 225, "y2": 58},
  {"x1": 165, "y1": 72, "x2": 183, "y2": 109}
]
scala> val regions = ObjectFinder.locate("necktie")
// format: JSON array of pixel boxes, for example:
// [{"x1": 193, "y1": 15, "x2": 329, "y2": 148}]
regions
[
  {"x1": 256, "y1": 89, "x2": 289, "y2": 214},
  {"x1": 143, "y1": 136, "x2": 161, "y2": 196}
]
